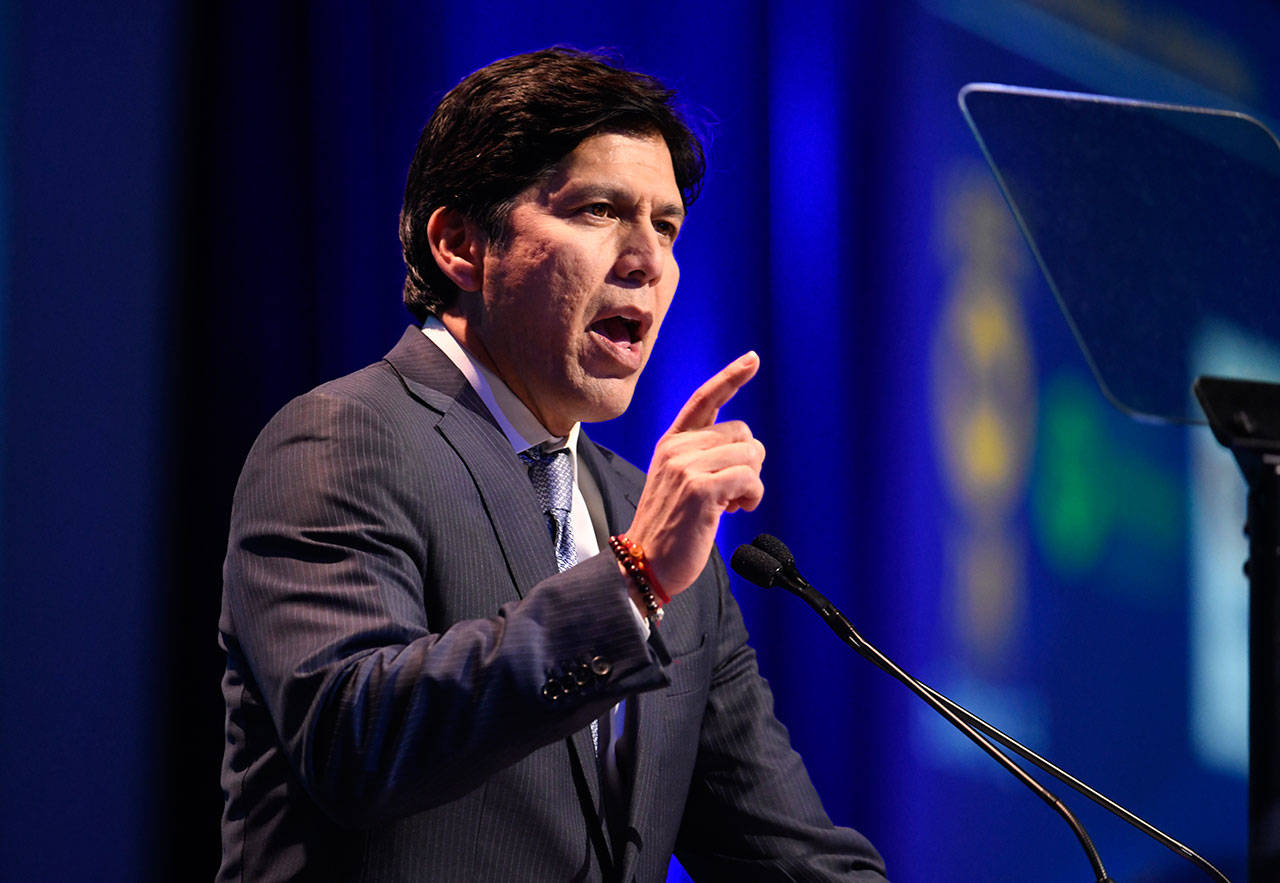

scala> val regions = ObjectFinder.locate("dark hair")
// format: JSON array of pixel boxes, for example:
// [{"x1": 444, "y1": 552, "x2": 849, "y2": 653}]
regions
[{"x1": 398, "y1": 47, "x2": 706, "y2": 321}]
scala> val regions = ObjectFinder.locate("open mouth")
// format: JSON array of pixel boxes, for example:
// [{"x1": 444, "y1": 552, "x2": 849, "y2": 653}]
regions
[
  {"x1": 590, "y1": 315, "x2": 643, "y2": 346},
  {"x1": 587, "y1": 313, "x2": 647, "y2": 371}
]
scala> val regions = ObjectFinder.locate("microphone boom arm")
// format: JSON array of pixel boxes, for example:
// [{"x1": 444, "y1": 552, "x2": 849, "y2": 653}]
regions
[
  {"x1": 733, "y1": 536, "x2": 1232, "y2": 882},
  {"x1": 772, "y1": 565, "x2": 1114, "y2": 883}
]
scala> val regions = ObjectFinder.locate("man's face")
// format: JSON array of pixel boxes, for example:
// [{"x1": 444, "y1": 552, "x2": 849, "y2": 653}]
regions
[{"x1": 459, "y1": 132, "x2": 684, "y2": 436}]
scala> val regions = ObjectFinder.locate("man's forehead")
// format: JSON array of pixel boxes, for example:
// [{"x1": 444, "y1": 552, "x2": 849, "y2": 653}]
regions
[{"x1": 538, "y1": 132, "x2": 683, "y2": 209}]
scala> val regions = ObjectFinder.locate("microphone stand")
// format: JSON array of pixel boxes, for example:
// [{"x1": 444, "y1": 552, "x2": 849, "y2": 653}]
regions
[
  {"x1": 732, "y1": 537, "x2": 1230, "y2": 882},
  {"x1": 731, "y1": 542, "x2": 1112, "y2": 883},
  {"x1": 1195, "y1": 375, "x2": 1280, "y2": 881},
  {"x1": 748, "y1": 535, "x2": 1230, "y2": 883}
]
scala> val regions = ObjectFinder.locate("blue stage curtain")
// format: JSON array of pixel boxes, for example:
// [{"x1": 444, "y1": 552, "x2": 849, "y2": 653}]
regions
[{"x1": 7, "y1": 1, "x2": 1279, "y2": 880}]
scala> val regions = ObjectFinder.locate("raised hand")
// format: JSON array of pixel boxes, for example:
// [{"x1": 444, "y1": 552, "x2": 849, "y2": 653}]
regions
[{"x1": 624, "y1": 352, "x2": 766, "y2": 598}]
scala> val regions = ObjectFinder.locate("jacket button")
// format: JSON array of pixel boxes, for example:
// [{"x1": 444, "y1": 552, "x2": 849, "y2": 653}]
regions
[
  {"x1": 572, "y1": 663, "x2": 592, "y2": 687},
  {"x1": 589, "y1": 656, "x2": 611, "y2": 677},
  {"x1": 542, "y1": 681, "x2": 564, "y2": 701}
]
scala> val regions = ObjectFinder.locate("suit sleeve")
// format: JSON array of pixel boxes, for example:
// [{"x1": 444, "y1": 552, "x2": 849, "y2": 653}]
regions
[
  {"x1": 222, "y1": 390, "x2": 666, "y2": 828},
  {"x1": 673, "y1": 554, "x2": 889, "y2": 881}
]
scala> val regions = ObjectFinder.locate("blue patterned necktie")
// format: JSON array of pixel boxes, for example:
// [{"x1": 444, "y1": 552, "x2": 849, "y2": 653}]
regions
[
  {"x1": 520, "y1": 444, "x2": 597, "y2": 752},
  {"x1": 519, "y1": 445, "x2": 577, "y2": 572}
]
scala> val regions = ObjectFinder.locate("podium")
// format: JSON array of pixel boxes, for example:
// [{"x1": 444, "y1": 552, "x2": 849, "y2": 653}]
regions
[{"x1": 961, "y1": 84, "x2": 1280, "y2": 879}]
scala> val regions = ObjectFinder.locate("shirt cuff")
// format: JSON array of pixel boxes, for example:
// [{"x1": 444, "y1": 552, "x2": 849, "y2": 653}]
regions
[{"x1": 626, "y1": 588, "x2": 651, "y2": 640}]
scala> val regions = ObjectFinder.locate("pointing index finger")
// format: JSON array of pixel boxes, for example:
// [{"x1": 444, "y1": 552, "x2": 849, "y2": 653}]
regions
[{"x1": 669, "y1": 351, "x2": 760, "y2": 432}]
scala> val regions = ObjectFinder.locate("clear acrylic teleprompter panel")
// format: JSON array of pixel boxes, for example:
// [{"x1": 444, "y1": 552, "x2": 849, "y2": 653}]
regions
[{"x1": 959, "y1": 83, "x2": 1280, "y2": 425}]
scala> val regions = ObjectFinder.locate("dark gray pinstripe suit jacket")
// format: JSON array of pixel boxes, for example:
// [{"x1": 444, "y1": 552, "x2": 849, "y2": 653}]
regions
[{"x1": 218, "y1": 327, "x2": 887, "y2": 882}]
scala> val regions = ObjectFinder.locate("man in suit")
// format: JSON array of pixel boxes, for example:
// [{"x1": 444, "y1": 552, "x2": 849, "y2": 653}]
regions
[{"x1": 219, "y1": 48, "x2": 888, "y2": 881}]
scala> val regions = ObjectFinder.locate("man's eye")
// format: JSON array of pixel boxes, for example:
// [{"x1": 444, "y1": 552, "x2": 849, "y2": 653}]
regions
[
  {"x1": 584, "y1": 203, "x2": 613, "y2": 218},
  {"x1": 655, "y1": 220, "x2": 679, "y2": 240}
]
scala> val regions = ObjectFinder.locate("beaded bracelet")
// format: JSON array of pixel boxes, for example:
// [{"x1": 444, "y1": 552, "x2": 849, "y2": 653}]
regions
[{"x1": 608, "y1": 534, "x2": 667, "y2": 625}]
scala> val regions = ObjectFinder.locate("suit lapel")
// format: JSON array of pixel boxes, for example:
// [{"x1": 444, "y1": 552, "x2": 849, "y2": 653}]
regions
[
  {"x1": 436, "y1": 407, "x2": 557, "y2": 597},
  {"x1": 573, "y1": 437, "x2": 649, "y2": 877},
  {"x1": 580, "y1": 437, "x2": 665, "y2": 883},
  {"x1": 383, "y1": 326, "x2": 557, "y2": 598},
  {"x1": 576, "y1": 438, "x2": 642, "y2": 536},
  {"x1": 580, "y1": 438, "x2": 714, "y2": 880}
]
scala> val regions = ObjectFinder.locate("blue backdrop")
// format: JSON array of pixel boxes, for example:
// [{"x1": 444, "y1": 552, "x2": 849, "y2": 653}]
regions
[{"x1": 2, "y1": 1, "x2": 1279, "y2": 880}]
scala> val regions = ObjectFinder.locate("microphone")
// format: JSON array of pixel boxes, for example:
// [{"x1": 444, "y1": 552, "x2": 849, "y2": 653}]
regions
[
  {"x1": 728, "y1": 544, "x2": 785, "y2": 587},
  {"x1": 748, "y1": 532, "x2": 795, "y2": 569},
  {"x1": 732, "y1": 534, "x2": 1230, "y2": 883}
]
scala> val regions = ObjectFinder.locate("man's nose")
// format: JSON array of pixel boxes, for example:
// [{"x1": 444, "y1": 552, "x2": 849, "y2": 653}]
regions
[{"x1": 614, "y1": 223, "x2": 664, "y2": 286}]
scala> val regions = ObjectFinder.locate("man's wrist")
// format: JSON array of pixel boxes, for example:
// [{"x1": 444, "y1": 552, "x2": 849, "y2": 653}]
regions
[
  {"x1": 608, "y1": 534, "x2": 665, "y2": 628},
  {"x1": 620, "y1": 571, "x2": 654, "y2": 637}
]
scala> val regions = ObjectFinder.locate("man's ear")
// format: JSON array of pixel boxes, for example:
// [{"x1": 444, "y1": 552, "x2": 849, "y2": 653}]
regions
[{"x1": 426, "y1": 206, "x2": 486, "y2": 292}]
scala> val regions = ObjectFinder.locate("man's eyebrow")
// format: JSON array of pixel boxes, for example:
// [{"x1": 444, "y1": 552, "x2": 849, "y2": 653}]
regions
[
  {"x1": 655, "y1": 200, "x2": 687, "y2": 222},
  {"x1": 563, "y1": 183, "x2": 686, "y2": 220}
]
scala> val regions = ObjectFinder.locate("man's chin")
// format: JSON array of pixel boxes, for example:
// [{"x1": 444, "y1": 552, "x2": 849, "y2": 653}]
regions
[
  {"x1": 576, "y1": 400, "x2": 632, "y2": 426},
  {"x1": 569, "y1": 381, "x2": 638, "y2": 426}
]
